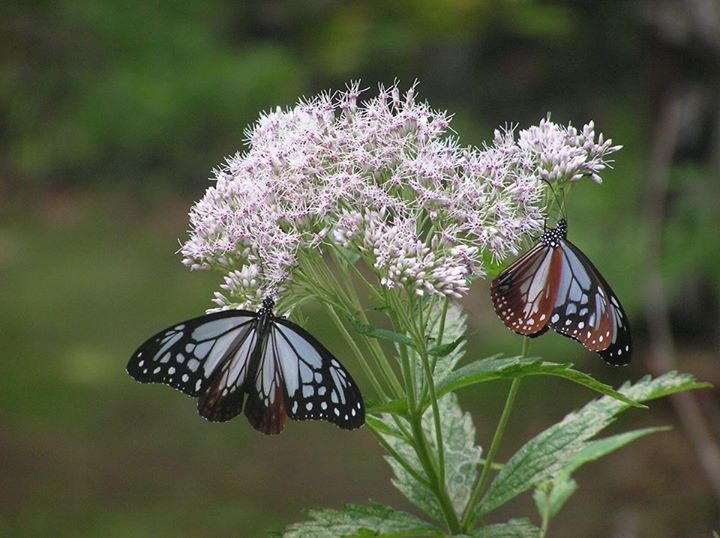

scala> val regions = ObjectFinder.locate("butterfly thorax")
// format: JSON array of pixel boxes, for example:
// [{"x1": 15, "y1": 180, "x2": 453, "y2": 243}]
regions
[
  {"x1": 246, "y1": 298, "x2": 277, "y2": 381},
  {"x1": 540, "y1": 219, "x2": 568, "y2": 248}
]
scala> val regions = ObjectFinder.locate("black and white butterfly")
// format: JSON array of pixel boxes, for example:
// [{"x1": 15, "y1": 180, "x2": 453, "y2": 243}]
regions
[
  {"x1": 127, "y1": 297, "x2": 365, "y2": 434},
  {"x1": 490, "y1": 219, "x2": 631, "y2": 365}
]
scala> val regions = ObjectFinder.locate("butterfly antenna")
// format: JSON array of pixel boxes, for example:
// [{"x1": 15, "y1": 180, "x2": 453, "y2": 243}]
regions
[{"x1": 541, "y1": 179, "x2": 568, "y2": 224}]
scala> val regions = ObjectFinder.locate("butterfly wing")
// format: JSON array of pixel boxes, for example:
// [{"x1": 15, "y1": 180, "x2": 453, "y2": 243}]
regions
[
  {"x1": 128, "y1": 310, "x2": 258, "y2": 408},
  {"x1": 549, "y1": 239, "x2": 632, "y2": 365},
  {"x1": 196, "y1": 316, "x2": 261, "y2": 422},
  {"x1": 241, "y1": 323, "x2": 288, "y2": 435},
  {"x1": 243, "y1": 317, "x2": 365, "y2": 434},
  {"x1": 491, "y1": 242, "x2": 564, "y2": 336}
]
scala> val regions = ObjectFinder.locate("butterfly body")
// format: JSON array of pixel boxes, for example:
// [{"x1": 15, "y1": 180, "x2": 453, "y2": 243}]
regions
[
  {"x1": 491, "y1": 219, "x2": 631, "y2": 365},
  {"x1": 127, "y1": 298, "x2": 365, "y2": 434}
]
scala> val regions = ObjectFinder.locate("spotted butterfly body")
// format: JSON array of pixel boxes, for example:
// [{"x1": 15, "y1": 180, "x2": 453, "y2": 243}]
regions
[
  {"x1": 491, "y1": 219, "x2": 631, "y2": 365},
  {"x1": 127, "y1": 298, "x2": 365, "y2": 434}
]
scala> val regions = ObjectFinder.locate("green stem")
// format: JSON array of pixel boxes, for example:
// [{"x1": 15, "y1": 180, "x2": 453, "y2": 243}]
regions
[
  {"x1": 461, "y1": 337, "x2": 529, "y2": 531},
  {"x1": 394, "y1": 292, "x2": 461, "y2": 534},
  {"x1": 414, "y1": 299, "x2": 446, "y2": 487},
  {"x1": 325, "y1": 303, "x2": 386, "y2": 400},
  {"x1": 365, "y1": 420, "x2": 431, "y2": 488},
  {"x1": 409, "y1": 413, "x2": 462, "y2": 534}
]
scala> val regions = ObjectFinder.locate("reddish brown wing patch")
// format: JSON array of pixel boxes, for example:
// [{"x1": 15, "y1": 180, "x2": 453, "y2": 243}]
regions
[{"x1": 491, "y1": 244, "x2": 563, "y2": 336}]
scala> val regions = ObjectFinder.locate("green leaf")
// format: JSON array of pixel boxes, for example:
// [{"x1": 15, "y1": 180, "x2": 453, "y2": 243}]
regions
[
  {"x1": 426, "y1": 302, "x2": 467, "y2": 382},
  {"x1": 282, "y1": 502, "x2": 441, "y2": 537},
  {"x1": 348, "y1": 316, "x2": 415, "y2": 347},
  {"x1": 476, "y1": 372, "x2": 705, "y2": 519},
  {"x1": 427, "y1": 335, "x2": 465, "y2": 358},
  {"x1": 532, "y1": 426, "x2": 667, "y2": 520},
  {"x1": 377, "y1": 393, "x2": 482, "y2": 522},
  {"x1": 426, "y1": 394, "x2": 483, "y2": 516},
  {"x1": 564, "y1": 427, "x2": 669, "y2": 476},
  {"x1": 470, "y1": 518, "x2": 542, "y2": 537},
  {"x1": 335, "y1": 245, "x2": 361, "y2": 265},
  {"x1": 434, "y1": 356, "x2": 643, "y2": 410},
  {"x1": 381, "y1": 419, "x2": 446, "y2": 521},
  {"x1": 366, "y1": 398, "x2": 408, "y2": 417}
]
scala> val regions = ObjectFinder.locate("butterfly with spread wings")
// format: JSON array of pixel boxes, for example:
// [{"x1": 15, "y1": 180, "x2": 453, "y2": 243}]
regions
[
  {"x1": 127, "y1": 297, "x2": 365, "y2": 434},
  {"x1": 490, "y1": 219, "x2": 631, "y2": 365}
]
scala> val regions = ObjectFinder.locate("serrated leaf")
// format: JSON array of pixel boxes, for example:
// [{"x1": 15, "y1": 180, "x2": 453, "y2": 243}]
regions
[
  {"x1": 434, "y1": 356, "x2": 642, "y2": 410},
  {"x1": 476, "y1": 371, "x2": 704, "y2": 519},
  {"x1": 564, "y1": 427, "x2": 669, "y2": 476},
  {"x1": 426, "y1": 302, "x2": 467, "y2": 382},
  {"x1": 470, "y1": 518, "x2": 542, "y2": 537},
  {"x1": 532, "y1": 426, "x2": 665, "y2": 521},
  {"x1": 282, "y1": 502, "x2": 441, "y2": 537},
  {"x1": 424, "y1": 394, "x2": 482, "y2": 516},
  {"x1": 378, "y1": 393, "x2": 482, "y2": 522},
  {"x1": 348, "y1": 316, "x2": 416, "y2": 347}
]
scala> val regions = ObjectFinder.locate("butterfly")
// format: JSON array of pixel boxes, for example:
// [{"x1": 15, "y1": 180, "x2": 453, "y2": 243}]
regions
[
  {"x1": 490, "y1": 219, "x2": 631, "y2": 365},
  {"x1": 127, "y1": 297, "x2": 365, "y2": 434}
]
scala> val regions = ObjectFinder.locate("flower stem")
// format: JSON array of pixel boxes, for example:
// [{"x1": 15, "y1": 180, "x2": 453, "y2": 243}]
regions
[
  {"x1": 409, "y1": 413, "x2": 462, "y2": 534},
  {"x1": 461, "y1": 337, "x2": 529, "y2": 531}
]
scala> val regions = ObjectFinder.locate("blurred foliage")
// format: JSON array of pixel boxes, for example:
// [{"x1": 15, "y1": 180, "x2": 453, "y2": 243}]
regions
[{"x1": 1, "y1": 0, "x2": 719, "y2": 536}]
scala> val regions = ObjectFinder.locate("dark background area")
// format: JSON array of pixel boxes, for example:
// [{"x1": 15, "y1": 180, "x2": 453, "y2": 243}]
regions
[{"x1": 1, "y1": 1, "x2": 719, "y2": 536}]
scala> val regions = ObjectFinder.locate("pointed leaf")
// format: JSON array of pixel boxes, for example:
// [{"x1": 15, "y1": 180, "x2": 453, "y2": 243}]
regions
[
  {"x1": 435, "y1": 356, "x2": 643, "y2": 409},
  {"x1": 428, "y1": 335, "x2": 465, "y2": 358},
  {"x1": 563, "y1": 427, "x2": 669, "y2": 477},
  {"x1": 348, "y1": 316, "x2": 415, "y2": 347},
  {"x1": 282, "y1": 502, "x2": 441, "y2": 537},
  {"x1": 366, "y1": 398, "x2": 408, "y2": 417},
  {"x1": 532, "y1": 426, "x2": 667, "y2": 521},
  {"x1": 470, "y1": 518, "x2": 542, "y2": 537},
  {"x1": 477, "y1": 372, "x2": 705, "y2": 518},
  {"x1": 533, "y1": 476, "x2": 577, "y2": 522}
]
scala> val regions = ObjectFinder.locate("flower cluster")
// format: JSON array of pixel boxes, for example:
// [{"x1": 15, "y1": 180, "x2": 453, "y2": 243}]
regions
[
  {"x1": 514, "y1": 118, "x2": 621, "y2": 183},
  {"x1": 180, "y1": 82, "x2": 620, "y2": 308}
]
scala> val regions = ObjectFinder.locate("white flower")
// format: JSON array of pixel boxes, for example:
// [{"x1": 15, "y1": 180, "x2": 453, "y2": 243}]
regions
[{"x1": 180, "y1": 82, "x2": 620, "y2": 307}]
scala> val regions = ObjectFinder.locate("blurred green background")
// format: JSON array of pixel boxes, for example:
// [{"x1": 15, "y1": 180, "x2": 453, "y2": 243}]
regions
[{"x1": 2, "y1": 1, "x2": 719, "y2": 536}]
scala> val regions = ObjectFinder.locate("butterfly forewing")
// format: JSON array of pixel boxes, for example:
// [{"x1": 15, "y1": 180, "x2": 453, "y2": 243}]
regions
[
  {"x1": 491, "y1": 243, "x2": 562, "y2": 336},
  {"x1": 197, "y1": 320, "x2": 260, "y2": 422},
  {"x1": 127, "y1": 311, "x2": 257, "y2": 397}
]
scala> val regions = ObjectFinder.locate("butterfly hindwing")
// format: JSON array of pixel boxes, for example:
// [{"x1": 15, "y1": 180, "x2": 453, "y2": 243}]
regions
[
  {"x1": 552, "y1": 239, "x2": 631, "y2": 365},
  {"x1": 127, "y1": 311, "x2": 257, "y2": 397}
]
